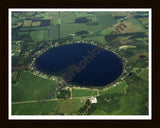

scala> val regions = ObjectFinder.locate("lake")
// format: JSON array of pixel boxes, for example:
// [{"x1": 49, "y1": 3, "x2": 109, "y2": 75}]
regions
[{"x1": 35, "y1": 43, "x2": 123, "y2": 87}]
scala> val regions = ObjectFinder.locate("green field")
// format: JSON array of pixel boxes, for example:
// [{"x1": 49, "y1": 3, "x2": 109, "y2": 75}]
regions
[
  {"x1": 95, "y1": 13, "x2": 117, "y2": 28},
  {"x1": 72, "y1": 89, "x2": 97, "y2": 97},
  {"x1": 12, "y1": 97, "x2": 85, "y2": 115},
  {"x1": 48, "y1": 26, "x2": 58, "y2": 40},
  {"x1": 60, "y1": 23, "x2": 101, "y2": 38},
  {"x1": 12, "y1": 70, "x2": 57, "y2": 102},
  {"x1": 99, "y1": 80, "x2": 128, "y2": 95},
  {"x1": 84, "y1": 36, "x2": 106, "y2": 44},
  {"x1": 12, "y1": 100, "x2": 60, "y2": 115},
  {"x1": 30, "y1": 30, "x2": 49, "y2": 42},
  {"x1": 138, "y1": 69, "x2": 148, "y2": 81},
  {"x1": 118, "y1": 73, "x2": 148, "y2": 115},
  {"x1": 91, "y1": 109, "x2": 108, "y2": 115},
  {"x1": 58, "y1": 98, "x2": 84, "y2": 115}
]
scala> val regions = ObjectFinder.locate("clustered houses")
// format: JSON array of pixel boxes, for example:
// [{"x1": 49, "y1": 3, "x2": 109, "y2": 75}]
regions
[{"x1": 28, "y1": 40, "x2": 102, "y2": 76}]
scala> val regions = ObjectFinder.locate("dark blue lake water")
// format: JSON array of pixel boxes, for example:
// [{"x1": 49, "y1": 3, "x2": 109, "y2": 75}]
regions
[{"x1": 35, "y1": 43, "x2": 123, "y2": 87}]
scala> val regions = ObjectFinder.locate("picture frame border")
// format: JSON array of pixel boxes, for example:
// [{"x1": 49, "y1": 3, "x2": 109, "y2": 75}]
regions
[{"x1": 0, "y1": 0, "x2": 159, "y2": 128}]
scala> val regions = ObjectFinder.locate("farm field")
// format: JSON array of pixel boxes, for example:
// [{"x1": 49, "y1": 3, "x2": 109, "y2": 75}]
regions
[
  {"x1": 12, "y1": 70, "x2": 57, "y2": 102},
  {"x1": 72, "y1": 89, "x2": 97, "y2": 97},
  {"x1": 58, "y1": 98, "x2": 85, "y2": 115},
  {"x1": 30, "y1": 30, "x2": 49, "y2": 42},
  {"x1": 12, "y1": 100, "x2": 60, "y2": 115},
  {"x1": 99, "y1": 80, "x2": 128, "y2": 95}
]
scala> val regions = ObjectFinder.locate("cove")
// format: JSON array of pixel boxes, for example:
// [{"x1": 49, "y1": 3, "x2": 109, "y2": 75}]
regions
[{"x1": 35, "y1": 43, "x2": 123, "y2": 87}]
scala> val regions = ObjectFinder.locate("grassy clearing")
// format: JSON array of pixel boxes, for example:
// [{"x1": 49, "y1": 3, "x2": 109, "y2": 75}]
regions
[
  {"x1": 101, "y1": 27, "x2": 113, "y2": 35},
  {"x1": 32, "y1": 21, "x2": 41, "y2": 26},
  {"x1": 111, "y1": 12, "x2": 132, "y2": 17},
  {"x1": 30, "y1": 30, "x2": 48, "y2": 42},
  {"x1": 60, "y1": 13, "x2": 75, "y2": 24},
  {"x1": 43, "y1": 12, "x2": 75, "y2": 25},
  {"x1": 119, "y1": 73, "x2": 148, "y2": 115},
  {"x1": 60, "y1": 24, "x2": 86, "y2": 38},
  {"x1": 128, "y1": 17, "x2": 146, "y2": 32},
  {"x1": 95, "y1": 14, "x2": 117, "y2": 28},
  {"x1": 127, "y1": 50, "x2": 148, "y2": 63},
  {"x1": 122, "y1": 21, "x2": 138, "y2": 33},
  {"x1": 12, "y1": 22, "x2": 23, "y2": 28},
  {"x1": 60, "y1": 23, "x2": 101, "y2": 38},
  {"x1": 75, "y1": 12, "x2": 94, "y2": 18},
  {"x1": 23, "y1": 20, "x2": 32, "y2": 27},
  {"x1": 99, "y1": 80, "x2": 127, "y2": 95},
  {"x1": 85, "y1": 36, "x2": 106, "y2": 44},
  {"x1": 58, "y1": 98, "x2": 84, "y2": 115},
  {"x1": 91, "y1": 109, "x2": 108, "y2": 115},
  {"x1": 48, "y1": 26, "x2": 58, "y2": 40},
  {"x1": 72, "y1": 89, "x2": 97, "y2": 97},
  {"x1": 20, "y1": 26, "x2": 49, "y2": 32},
  {"x1": 12, "y1": 70, "x2": 57, "y2": 102},
  {"x1": 17, "y1": 31, "x2": 29, "y2": 36},
  {"x1": 138, "y1": 69, "x2": 148, "y2": 81},
  {"x1": 12, "y1": 97, "x2": 85, "y2": 115},
  {"x1": 12, "y1": 100, "x2": 60, "y2": 115},
  {"x1": 116, "y1": 92, "x2": 148, "y2": 115}
]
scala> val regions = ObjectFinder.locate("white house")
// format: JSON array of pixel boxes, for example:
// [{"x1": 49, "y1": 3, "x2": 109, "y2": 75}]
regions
[{"x1": 89, "y1": 97, "x2": 97, "y2": 104}]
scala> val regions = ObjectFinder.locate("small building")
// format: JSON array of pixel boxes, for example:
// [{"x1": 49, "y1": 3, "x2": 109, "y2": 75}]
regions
[{"x1": 89, "y1": 97, "x2": 97, "y2": 104}]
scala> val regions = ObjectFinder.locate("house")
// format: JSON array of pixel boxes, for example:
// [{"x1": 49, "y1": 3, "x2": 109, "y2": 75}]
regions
[{"x1": 89, "y1": 97, "x2": 97, "y2": 104}]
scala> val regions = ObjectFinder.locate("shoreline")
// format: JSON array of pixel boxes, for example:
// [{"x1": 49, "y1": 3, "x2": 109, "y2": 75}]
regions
[{"x1": 28, "y1": 40, "x2": 129, "y2": 90}]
